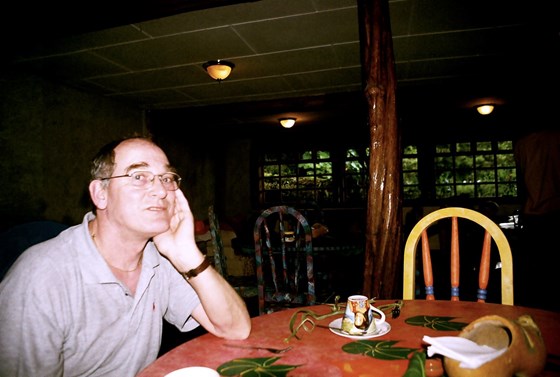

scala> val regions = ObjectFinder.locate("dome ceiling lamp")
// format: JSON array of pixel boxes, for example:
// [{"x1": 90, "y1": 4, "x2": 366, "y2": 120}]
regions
[
  {"x1": 476, "y1": 104, "x2": 495, "y2": 115},
  {"x1": 466, "y1": 97, "x2": 504, "y2": 116},
  {"x1": 279, "y1": 118, "x2": 296, "y2": 128},
  {"x1": 203, "y1": 59, "x2": 235, "y2": 81}
]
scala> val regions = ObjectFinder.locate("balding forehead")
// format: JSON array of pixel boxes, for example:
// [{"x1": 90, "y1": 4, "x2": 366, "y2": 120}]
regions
[{"x1": 114, "y1": 139, "x2": 173, "y2": 172}]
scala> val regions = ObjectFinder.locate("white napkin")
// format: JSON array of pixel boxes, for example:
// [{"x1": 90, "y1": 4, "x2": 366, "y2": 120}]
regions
[{"x1": 423, "y1": 335, "x2": 507, "y2": 369}]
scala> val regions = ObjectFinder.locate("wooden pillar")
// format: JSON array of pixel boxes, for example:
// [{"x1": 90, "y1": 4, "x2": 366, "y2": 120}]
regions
[{"x1": 358, "y1": 0, "x2": 402, "y2": 299}]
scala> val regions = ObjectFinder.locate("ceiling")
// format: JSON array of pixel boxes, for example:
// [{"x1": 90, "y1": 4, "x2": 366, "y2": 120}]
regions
[{"x1": 4, "y1": 0, "x2": 558, "y2": 129}]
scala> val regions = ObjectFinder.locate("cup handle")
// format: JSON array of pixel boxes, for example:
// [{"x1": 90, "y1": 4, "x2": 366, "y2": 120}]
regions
[{"x1": 370, "y1": 306, "x2": 386, "y2": 325}]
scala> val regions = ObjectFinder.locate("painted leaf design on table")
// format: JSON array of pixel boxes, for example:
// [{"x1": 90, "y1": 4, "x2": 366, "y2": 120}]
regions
[
  {"x1": 402, "y1": 350, "x2": 427, "y2": 377},
  {"x1": 342, "y1": 340, "x2": 419, "y2": 360},
  {"x1": 405, "y1": 315, "x2": 468, "y2": 331},
  {"x1": 217, "y1": 357, "x2": 301, "y2": 377}
]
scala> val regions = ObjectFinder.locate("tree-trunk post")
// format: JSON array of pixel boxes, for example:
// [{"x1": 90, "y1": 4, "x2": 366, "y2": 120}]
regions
[{"x1": 358, "y1": 0, "x2": 402, "y2": 299}]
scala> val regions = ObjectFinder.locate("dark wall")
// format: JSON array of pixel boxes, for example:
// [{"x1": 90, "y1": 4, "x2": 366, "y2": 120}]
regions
[
  {"x1": 2, "y1": 70, "x2": 554, "y2": 232},
  {"x1": 151, "y1": 124, "x2": 253, "y2": 224},
  {"x1": 0, "y1": 71, "x2": 144, "y2": 231}
]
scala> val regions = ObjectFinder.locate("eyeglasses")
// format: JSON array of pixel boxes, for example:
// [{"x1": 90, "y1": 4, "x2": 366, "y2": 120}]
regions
[{"x1": 100, "y1": 170, "x2": 182, "y2": 191}]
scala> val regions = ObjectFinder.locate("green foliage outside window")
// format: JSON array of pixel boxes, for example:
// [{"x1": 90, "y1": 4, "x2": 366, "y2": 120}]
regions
[
  {"x1": 431, "y1": 141, "x2": 517, "y2": 200},
  {"x1": 259, "y1": 140, "x2": 517, "y2": 207}
]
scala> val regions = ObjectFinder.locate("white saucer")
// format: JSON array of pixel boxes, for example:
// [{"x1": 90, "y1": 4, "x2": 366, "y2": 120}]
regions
[
  {"x1": 328, "y1": 318, "x2": 391, "y2": 339},
  {"x1": 164, "y1": 366, "x2": 219, "y2": 377}
]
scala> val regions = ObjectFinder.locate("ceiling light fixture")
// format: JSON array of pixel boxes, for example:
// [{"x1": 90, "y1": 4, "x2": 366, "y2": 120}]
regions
[
  {"x1": 203, "y1": 60, "x2": 235, "y2": 81},
  {"x1": 279, "y1": 118, "x2": 296, "y2": 128},
  {"x1": 476, "y1": 104, "x2": 495, "y2": 115}
]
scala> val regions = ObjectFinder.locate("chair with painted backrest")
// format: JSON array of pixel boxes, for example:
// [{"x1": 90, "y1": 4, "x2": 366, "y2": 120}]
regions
[
  {"x1": 253, "y1": 206, "x2": 315, "y2": 315},
  {"x1": 403, "y1": 207, "x2": 514, "y2": 305},
  {"x1": 208, "y1": 205, "x2": 227, "y2": 277},
  {"x1": 208, "y1": 206, "x2": 258, "y2": 302}
]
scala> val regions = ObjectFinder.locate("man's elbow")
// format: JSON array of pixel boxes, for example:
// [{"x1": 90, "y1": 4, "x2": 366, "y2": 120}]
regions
[{"x1": 224, "y1": 318, "x2": 252, "y2": 339}]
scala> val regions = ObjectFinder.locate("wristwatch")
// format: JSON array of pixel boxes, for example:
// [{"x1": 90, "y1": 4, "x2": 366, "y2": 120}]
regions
[{"x1": 181, "y1": 257, "x2": 211, "y2": 281}]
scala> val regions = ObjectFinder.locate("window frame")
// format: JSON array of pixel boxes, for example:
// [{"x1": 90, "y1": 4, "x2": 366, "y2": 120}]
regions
[{"x1": 256, "y1": 138, "x2": 518, "y2": 208}]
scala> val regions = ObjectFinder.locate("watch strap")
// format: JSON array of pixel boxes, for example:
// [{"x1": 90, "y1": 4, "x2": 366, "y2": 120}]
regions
[{"x1": 181, "y1": 257, "x2": 211, "y2": 281}]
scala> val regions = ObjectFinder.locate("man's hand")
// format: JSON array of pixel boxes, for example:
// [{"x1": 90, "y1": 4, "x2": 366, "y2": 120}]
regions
[{"x1": 153, "y1": 190, "x2": 203, "y2": 271}]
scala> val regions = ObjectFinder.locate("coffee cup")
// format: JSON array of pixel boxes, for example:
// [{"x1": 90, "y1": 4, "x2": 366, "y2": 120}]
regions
[
  {"x1": 284, "y1": 231, "x2": 295, "y2": 242},
  {"x1": 341, "y1": 295, "x2": 386, "y2": 335}
]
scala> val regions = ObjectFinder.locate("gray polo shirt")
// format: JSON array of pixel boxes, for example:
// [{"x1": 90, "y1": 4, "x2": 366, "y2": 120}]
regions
[{"x1": 0, "y1": 212, "x2": 201, "y2": 376}]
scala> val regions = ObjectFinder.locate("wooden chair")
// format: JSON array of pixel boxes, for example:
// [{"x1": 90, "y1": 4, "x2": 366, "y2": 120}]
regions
[
  {"x1": 208, "y1": 206, "x2": 258, "y2": 302},
  {"x1": 253, "y1": 206, "x2": 315, "y2": 315},
  {"x1": 208, "y1": 205, "x2": 227, "y2": 277},
  {"x1": 403, "y1": 207, "x2": 514, "y2": 305}
]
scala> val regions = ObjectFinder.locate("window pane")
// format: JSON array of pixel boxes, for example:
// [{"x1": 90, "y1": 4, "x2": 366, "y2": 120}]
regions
[
  {"x1": 476, "y1": 141, "x2": 492, "y2": 151},
  {"x1": 299, "y1": 190, "x2": 316, "y2": 201},
  {"x1": 435, "y1": 156, "x2": 453, "y2": 170},
  {"x1": 477, "y1": 184, "x2": 496, "y2": 197},
  {"x1": 435, "y1": 185, "x2": 454, "y2": 198},
  {"x1": 497, "y1": 168, "x2": 516, "y2": 182},
  {"x1": 476, "y1": 154, "x2": 495, "y2": 168},
  {"x1": 316, "y1": 161, "x2": 332, "y2": 174},
  {"x1": 282, "y1": 190, "x2": 298, "y2": 202},
  {"x1": 281, "y1": 176, "x2": 297, "y2": 189},
  {"x1": 498, "y1": 141, "x2": 513, "y2": 150},
  {"x1": 403, "y1": 171, "x2": 419, "y2": 185},
  {"x1": 477, "y1": 170, "x2": 495, "y2": 182},
  {"x1": 497, "y1": 153, "x2": 515, "y2": 166},
  {"x1": 404, "y1": 186, "x2": 421, "y2": 199},
  {"x1": 298, "y1": 162, "x2": 314, "y2": 175},
  {"x1": 280, "y1": 164, "x2": 297, "y2": 176},
  {"x1": 318, "y1": 187, "x2": 335, "y2": 203},
  {"x1": 298, "y1": 176, "x2": 315, "y2": 187},
  {"x1": 264, "y1": 164, "x2": 279, "y2": 176},
  {"x1": 456, "y1": 184, "x2": 474, "y2": 197},
  {"x1": 346, "y1": 149, "x2": 359, "y2": 158},
  {"x1": 498, "y1": 183, "x2": 517, "y2": 196},
  {"x1": 455, "y1": 155, "x2": 473, "y2": 169},
  {"x1": 346, "y1": 160, "x2": 362, "y2": 173},
  {"x1": 456, "y1": 169, "x2": 474, "y2": 183},
  {"x1": 457, "y1": 142, "x2": 471, "y2": 152},
  {"x1": 317, "y1": 175, "x2": 332, "y2": 188},
  {"x1": 264, "y1": 153, "x2": 278, "y2": 162},
  {"x1": 281, "y1": 151, "x2": 298, "y2": 161},
  {"x1": 264, "y1": 177, "x2": 279, "y2": 190},
  {"x1": 436, "y1": 144, "x2": 451, "y2": 153},
  {"x1": 404, "y1": 145, "x2": 418, "y2": 154},
  {"x1": 435, "y1": 171, "x2": 453, "y2": 184},
  {"x1": 403, "y1": 157, "x2": 418, "y2": 170},
  {"x1": 317, "y1": 150, "x2": 330, "y2": 159}
]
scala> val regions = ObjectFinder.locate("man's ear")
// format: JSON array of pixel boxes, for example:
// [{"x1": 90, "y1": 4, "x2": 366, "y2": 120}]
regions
[{"x1": 89, "y1": 180, "x2": 108, "y2": 210}]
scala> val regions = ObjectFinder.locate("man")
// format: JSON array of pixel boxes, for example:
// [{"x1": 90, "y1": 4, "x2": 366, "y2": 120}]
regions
[{"x1": 0, "y1": 136, "x2": 251, "y2": 376}]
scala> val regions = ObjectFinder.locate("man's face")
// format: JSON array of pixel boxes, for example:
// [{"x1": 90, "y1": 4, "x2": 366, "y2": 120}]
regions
[{"x1": 102, "y1": 139, "x2": 177, "y2": 238}]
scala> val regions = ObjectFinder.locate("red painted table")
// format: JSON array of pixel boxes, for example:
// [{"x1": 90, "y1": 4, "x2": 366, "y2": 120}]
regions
[{"x1": 138, "y1": 300, "x2": 560, "y2": 377}]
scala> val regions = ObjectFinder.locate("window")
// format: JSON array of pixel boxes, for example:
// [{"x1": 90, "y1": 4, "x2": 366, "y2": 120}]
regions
[
  {"x1": 431, "y1": 140, "x2": 516, "y2": 199},
  {"x1": 257, "y1": 140, "x2": 517, "y2": 208},
  {"x1": 258, "y1": 150, "x2": 335, "y2": 206},
  {"x1": 343, "y1": 148, "x2": 369, "y2": 204},
  {"x1": 402, "y1": 145, "x2": 420, "y2": 200}
]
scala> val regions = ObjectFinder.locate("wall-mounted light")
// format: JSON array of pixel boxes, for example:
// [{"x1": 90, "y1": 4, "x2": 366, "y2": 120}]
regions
[
  {"x1": 203, "y1": 60, "x2": 235, "y2": 81},
  {"x1": 279, "y1": 118, "x2": 296, "y2": 128},
  {"x1": 476, "y1": 104, "x2": 495, "y2": 115}
]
